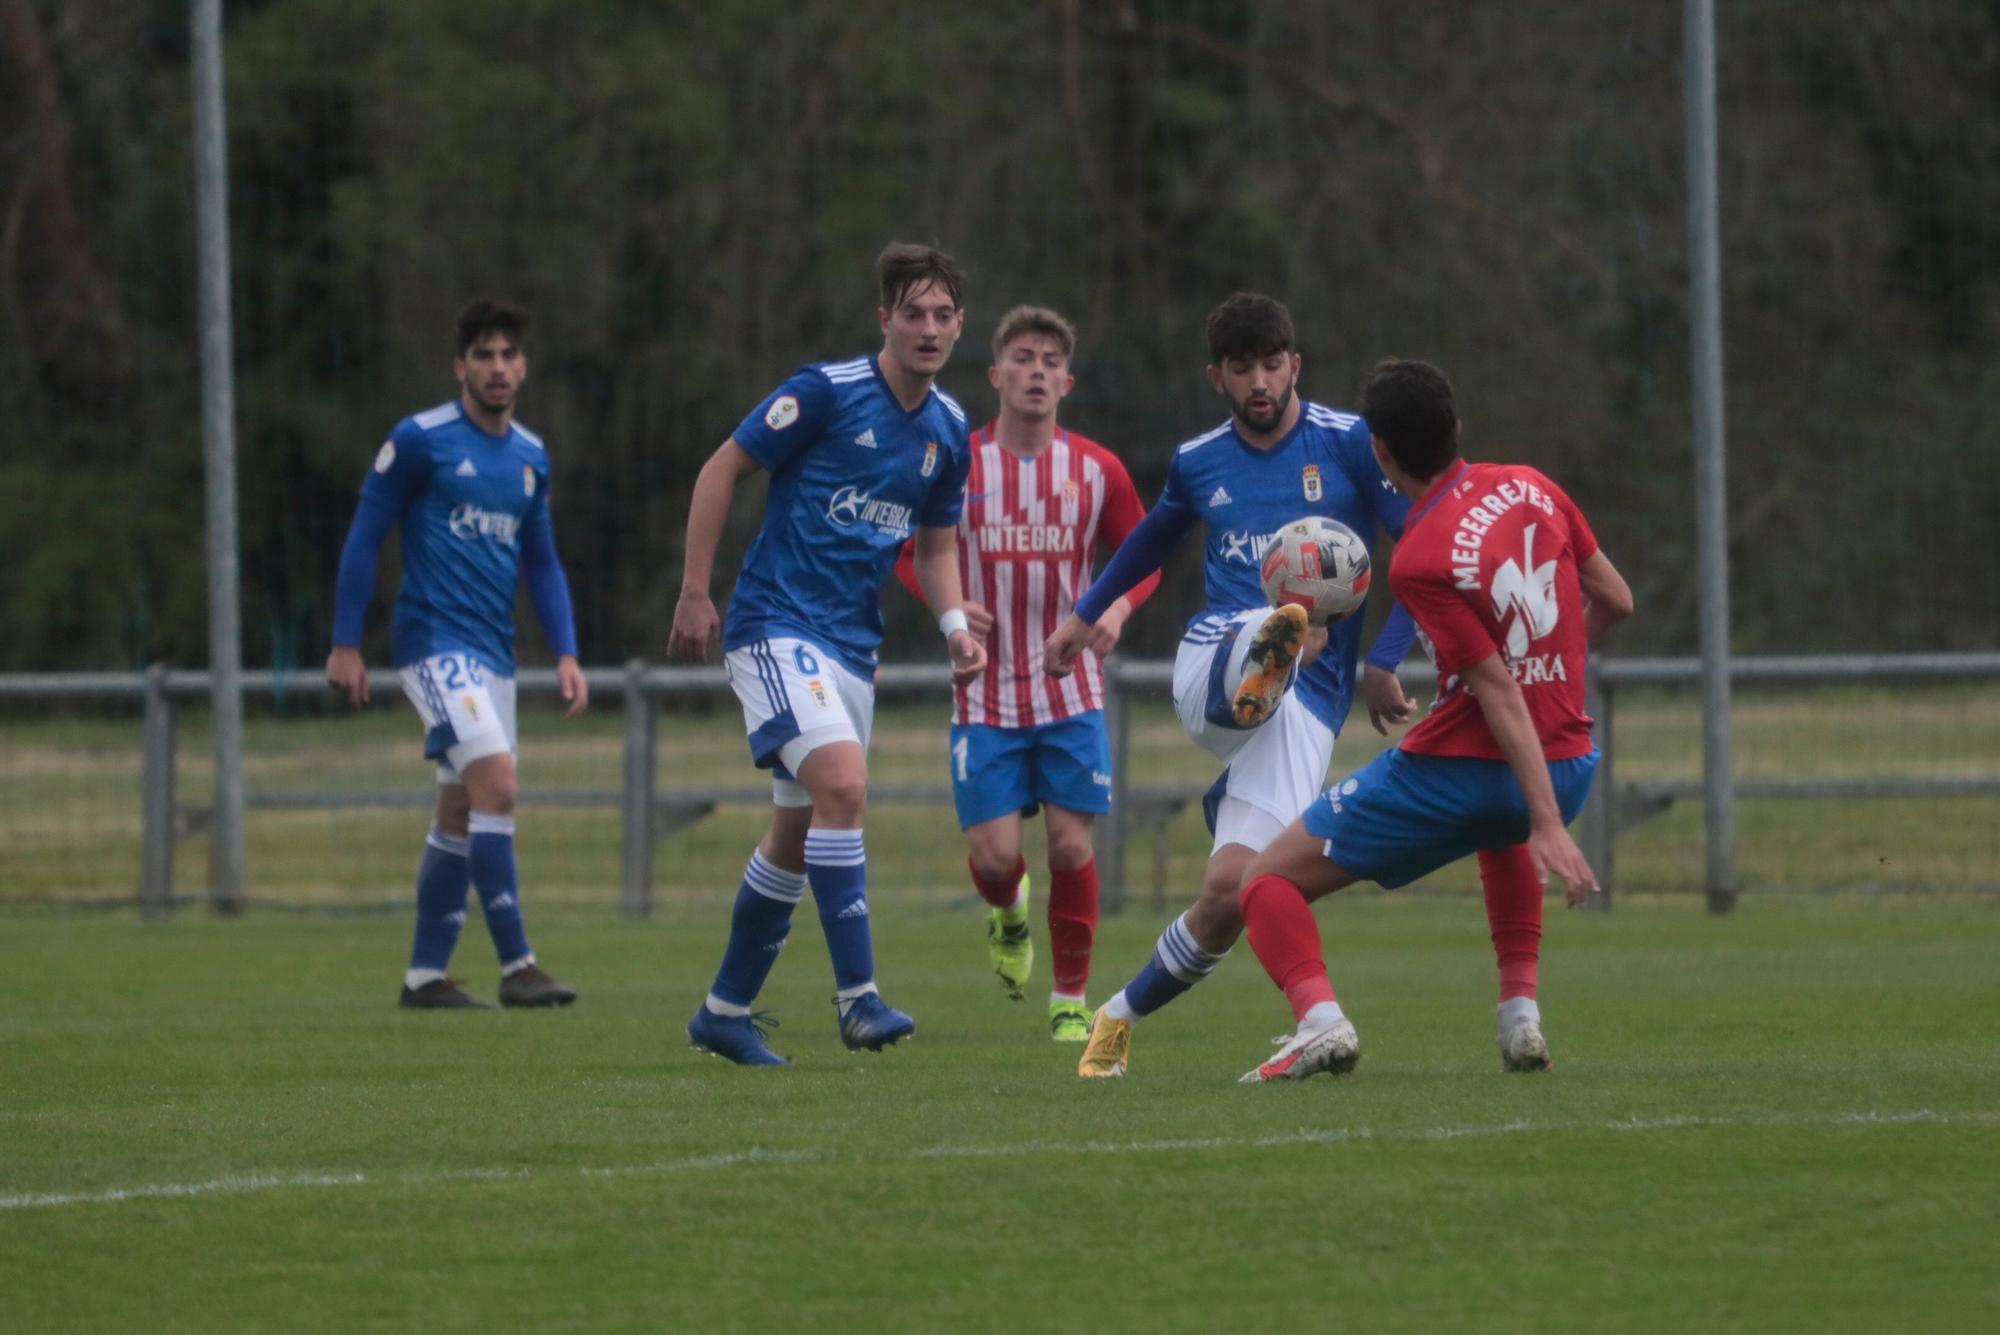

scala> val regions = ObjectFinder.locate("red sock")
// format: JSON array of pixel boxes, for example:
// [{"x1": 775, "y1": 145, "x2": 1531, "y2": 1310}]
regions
[
  {"x1": 1479, "y1": 844, "x2": 1543, "y2": 1001},
  {"x1": 1046, "y1": 860, "x2": 1099, "y2": 997},
  {"x1": 969, "y1": 855, "x2": 1027, "y2": 911},
  {"x1": 1240, "y1": 873, "x2": 1336, "y2": 1023}
]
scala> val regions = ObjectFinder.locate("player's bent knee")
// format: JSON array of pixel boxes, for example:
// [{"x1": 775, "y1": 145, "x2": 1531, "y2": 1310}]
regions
[{"x1": 461, "y1": 756, "x2": 519, "y2": 815}]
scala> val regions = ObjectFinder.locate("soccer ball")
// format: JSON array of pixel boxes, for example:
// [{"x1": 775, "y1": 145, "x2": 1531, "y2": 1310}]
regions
[{"x1": 1259, "y1": 516, "x2": 1371, "y2": 624}]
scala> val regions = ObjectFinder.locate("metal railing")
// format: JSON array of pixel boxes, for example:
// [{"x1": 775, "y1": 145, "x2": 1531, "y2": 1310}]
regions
[{"x1": 3, "y1": 652, "x2": 1995, "y2": 916}]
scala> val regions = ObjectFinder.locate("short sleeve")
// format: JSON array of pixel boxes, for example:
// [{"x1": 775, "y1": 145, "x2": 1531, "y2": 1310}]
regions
[
  {"x1": 1550, "y1": 476, "x2": 1599, "y2": 563},
  {"x1": 1398, "y1": 566, "x2": 1499, "y2": 679},
  {"x1": 732, "y1": 368, "x2": 837, "y2": 471},
  {"x1": 920, "y1": 430, "x2": 973, "y2": 528}
]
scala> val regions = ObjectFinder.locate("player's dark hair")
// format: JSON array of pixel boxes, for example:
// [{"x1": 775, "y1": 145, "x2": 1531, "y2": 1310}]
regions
[
  {"x1": 455, "y1": 299, "x2": 527, "y2": 356},
  {"x1": 991, "y1": 305, "x2": 1076, "y2": 363},
  {"x1": 878, "y1": 242, "x2": 965, "y2": 312},
  {"x1": 1205, "y1": 292, "x2": 1295, "y2": 363},
  {"x1": 1357, "y1": 358, "x2": 1461, "y2": 479}
]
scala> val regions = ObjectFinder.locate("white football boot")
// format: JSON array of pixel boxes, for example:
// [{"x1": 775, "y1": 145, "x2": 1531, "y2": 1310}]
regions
[{"x1": 1239, "y1": 1016, "x2": 1361, "y2": 1083}]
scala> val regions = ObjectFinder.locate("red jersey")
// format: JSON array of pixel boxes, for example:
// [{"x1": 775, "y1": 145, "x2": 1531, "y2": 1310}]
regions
[
  {"x1": 897, "y1": 425, "x2": 1158, "y2": 727},
  {"x1": 1393, "y1": 461, "x2": 1600, "y2": 761}
]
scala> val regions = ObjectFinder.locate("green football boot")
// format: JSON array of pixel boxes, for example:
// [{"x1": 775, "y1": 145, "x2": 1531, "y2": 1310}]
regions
[
  {"x1": 1048, "y1": 998, "x2": 1091, "y2": 1042},
  {"x1": 986, "y1": 871, "x2": 1033, "y2": 1000}
]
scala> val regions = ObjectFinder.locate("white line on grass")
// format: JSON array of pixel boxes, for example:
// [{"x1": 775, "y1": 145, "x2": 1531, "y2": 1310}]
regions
[{"x1": 3, "y1": 1107, "x2": 1992, "y2": 1213}]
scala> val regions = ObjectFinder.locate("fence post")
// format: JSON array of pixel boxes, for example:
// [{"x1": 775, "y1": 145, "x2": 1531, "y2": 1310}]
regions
[
  {"x1": 140, "y1": 664, "x2": 177, "y2": 918},
  {"x1": 619, "y1": 658, "x2": 656, "y2": 917},
  {"x1": 1097, "y1": 664, "x2": 1131, "y2": 913},
  {"x1": 1580, "y1": 661, "x2": 1614, "y2": 911}
]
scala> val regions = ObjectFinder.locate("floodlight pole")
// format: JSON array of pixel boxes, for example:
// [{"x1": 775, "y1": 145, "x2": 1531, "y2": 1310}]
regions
[
  {"x1": 192, "y1": 0, "x2": 247, "y2": 913},
  {"x1": 1685, "y1": 0, "x2": 1736, "y2": 913}
]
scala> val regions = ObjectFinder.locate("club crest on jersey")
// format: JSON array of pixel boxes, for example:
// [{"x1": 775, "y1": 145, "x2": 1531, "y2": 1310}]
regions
[
  {"x1": 1302, "y1": 464, "x2": 1322, "y2": 502},
  {"x1": 765, "y1": 394, "x2": 800, "y2": 430},
  {"x1": 921, "y1": 442, "x2": 939, "y2": 477},
  {"x1": 523, "y1": 466, "x2": 535, "y2": 496}
]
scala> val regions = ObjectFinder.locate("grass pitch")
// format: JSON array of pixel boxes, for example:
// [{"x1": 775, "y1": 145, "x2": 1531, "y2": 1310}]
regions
[{"x1": 4, "y1": 894, "x2": 1996, "y2": 1333}]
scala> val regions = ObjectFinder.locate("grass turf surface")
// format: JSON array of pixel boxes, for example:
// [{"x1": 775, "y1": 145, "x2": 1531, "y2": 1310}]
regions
[{"x1": 4, "y1": 894, "x2": 1996, "y2": 1332}]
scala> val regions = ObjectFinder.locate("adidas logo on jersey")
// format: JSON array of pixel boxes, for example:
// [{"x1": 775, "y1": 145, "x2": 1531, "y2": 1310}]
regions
[
  {"x1": 1209, "y1": 485, "x2": 1233, "y2": 506},
  {"x1": 455, "y1": 458, "x2": 477, "y2": 477},
  {"x1": 854, "y1": 428, "x2": 878, "y2": 449}
]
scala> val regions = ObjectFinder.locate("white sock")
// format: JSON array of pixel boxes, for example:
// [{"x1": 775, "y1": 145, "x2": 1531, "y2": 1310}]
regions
[
  {"x1": 704, "y1": 994, "x2": 751, "y2": 1017},
  {"x1": 1301, "y1": 1000, "x2": 1347, "y2": 1032},
  {"x1": 1050, "y1": 991, "x2": 1085, "y2": 1006},
  {"x1": 404, "y1": 968, "x2": 447, "y2": 991},
  {"x1": 501, "y1": 953, "x2": 536, "y2": 977},
  {"x1": 1102, "y1": 989, "x2": 1136, "y2": 1023},
  {"x1": 835, "y1": 982, "x2": 879, "y2": 1017},
  {"x1": 1499, "y1": 996, "x2": 1541, "y2": 1031}
]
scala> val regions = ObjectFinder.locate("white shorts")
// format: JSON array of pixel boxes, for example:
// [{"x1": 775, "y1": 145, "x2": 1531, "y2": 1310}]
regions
[
  {"x1": 1171, "y1": 611, "x2": 1336, "y2": 854},
  {"x1": 724, "y1": 637, "x2": 876, "y2": 807},
  {"x1": 398, "y1": 651, "x2": 517, "y2": 784}
]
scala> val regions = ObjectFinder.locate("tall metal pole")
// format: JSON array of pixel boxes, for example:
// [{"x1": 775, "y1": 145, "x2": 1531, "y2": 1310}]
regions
[
  {"x1": 192, "y1": 0, "x2": 247, "y2": 912},
  {"x1": 1685, "y1": 0, "x2": 1736, "y2": 913}
]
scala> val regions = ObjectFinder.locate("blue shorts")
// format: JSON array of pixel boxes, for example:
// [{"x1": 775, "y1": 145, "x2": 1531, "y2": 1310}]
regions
[
  {"x1": 1303, "y1": 747, "x2": 1600, "y2": 889},
  {"x1": 949, "y1": 715, "x2": 1114, "y2": 830}
]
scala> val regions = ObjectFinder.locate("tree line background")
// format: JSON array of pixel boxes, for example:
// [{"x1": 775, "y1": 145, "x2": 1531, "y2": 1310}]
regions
[{"x1": 3, "y1": 0, "x2": 1995, "y2": 674}]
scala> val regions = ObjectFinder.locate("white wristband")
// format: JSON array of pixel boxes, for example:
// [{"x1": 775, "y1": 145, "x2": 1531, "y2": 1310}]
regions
[{"x1": 939, "y1": 608, "x2": 969, "y2": 638}]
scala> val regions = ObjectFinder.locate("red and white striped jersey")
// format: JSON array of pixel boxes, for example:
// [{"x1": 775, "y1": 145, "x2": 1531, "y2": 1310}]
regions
[{"x1": 901, "y1": 424, "x2": 1157, "y2": 727}]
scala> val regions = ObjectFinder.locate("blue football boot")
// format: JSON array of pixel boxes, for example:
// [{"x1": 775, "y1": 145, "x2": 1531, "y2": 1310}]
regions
[
  {"x1": 687, "y1": 1005, "x2": 788, "y2": 1066},
  {"x1": 837, "y1": 993, "x2": 916, "y2": 1051}
]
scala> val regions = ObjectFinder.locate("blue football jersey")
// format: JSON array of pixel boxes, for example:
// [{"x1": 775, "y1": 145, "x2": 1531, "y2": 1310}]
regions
[
  {"x1": 722, "y1": 354, "x2": 973, "y2": 675},
  {"x1": 359, "y1": 401, "x2": 556, "y2": 674},
  {"x1": 1160, "y1": 402, "x2": 1412, "y2": 729}
]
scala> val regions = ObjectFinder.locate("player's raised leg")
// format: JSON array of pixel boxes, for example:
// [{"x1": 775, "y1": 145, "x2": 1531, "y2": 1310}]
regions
[{"x1": 956, "y1": 724, "x2": 1036, "y2": 1001}]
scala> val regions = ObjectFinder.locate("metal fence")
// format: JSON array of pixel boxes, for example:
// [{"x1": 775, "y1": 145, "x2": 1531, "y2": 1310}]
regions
[{"x1": 3, "y1": 652, "x2": 1994, "y2": 916}]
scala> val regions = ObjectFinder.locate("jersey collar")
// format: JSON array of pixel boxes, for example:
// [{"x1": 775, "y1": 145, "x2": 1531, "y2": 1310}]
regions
[
  {"x1": 1405, "y1": 460, "x2": 1473, "y2": 528},
  {"x1": 870, "y1": 353, "x2": 937, "y2": 419}
]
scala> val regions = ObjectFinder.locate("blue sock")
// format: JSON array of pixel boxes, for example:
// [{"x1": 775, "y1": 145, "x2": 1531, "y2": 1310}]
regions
[
  {"x1": 804, "y1": 827, "x2": 873, "y2": 991},
  {"x1": 469, "y1": 811, "x2": 532, "y2": 969},
  {"x1": 707, "y1": 851, "x2": 807, "y2": 1009},
  {"x1": 409, "y1": 825, "x2": 470, "y2": 975},
  {"x1": 1123, "y1": 912, "x2": 1229, "y2": 1017}
]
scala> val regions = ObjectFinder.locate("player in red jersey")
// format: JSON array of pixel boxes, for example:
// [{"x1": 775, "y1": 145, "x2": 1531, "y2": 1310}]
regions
[
  {"x1": 1233, "y1": 358, "x2": 1634, "y2": 1082},
  {"x1": 896, "y1": 305, "x2": 1159, "y2": 1040}
]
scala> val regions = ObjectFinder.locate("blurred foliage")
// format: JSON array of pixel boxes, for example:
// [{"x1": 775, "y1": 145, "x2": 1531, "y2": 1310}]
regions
[{"x1": 1, "y1": 0, "x2": 1995, "y2": 670}]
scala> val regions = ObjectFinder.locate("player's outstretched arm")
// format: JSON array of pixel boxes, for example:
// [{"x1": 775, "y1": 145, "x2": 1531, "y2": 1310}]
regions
[
  {"x1": 1461, "y1": 652, "x2": 1600, "y2": 907},
  {"x1": 670, "y1": 439, "x2": 761, "y2": 663},
  {"x1": 1578, "y1": 550, "x2": 1635, "y2": 643}
]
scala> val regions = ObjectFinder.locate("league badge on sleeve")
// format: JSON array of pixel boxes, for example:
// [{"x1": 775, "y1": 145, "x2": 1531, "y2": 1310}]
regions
[
  {"x1": 765, "y1": 395, "x2": 800, "y2": 430},
  {"x1": 523, "y1": 466, "x2": 536, "y2": 496},
  {"x1": 1302, "y1": 464, "x2": 1323, "y2": 502},
  {"x1": 374, "y1": 441, "x2": 396, "y2": 473},
  {"x1": 921, "y1": 441, "x2": 939, "y2": 477}
]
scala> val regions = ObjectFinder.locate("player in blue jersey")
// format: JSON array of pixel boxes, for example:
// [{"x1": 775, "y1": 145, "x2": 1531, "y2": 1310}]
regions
[
  {"x1": 327, "y1": 300, "x2": 588, "y2": 1011},
  {"x1": 670, "y1": 243, "x2": 986, "y2": 1066},
  {"x1": 1044, "y1": 293, "x2": 1418, "y2": 1077}
]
